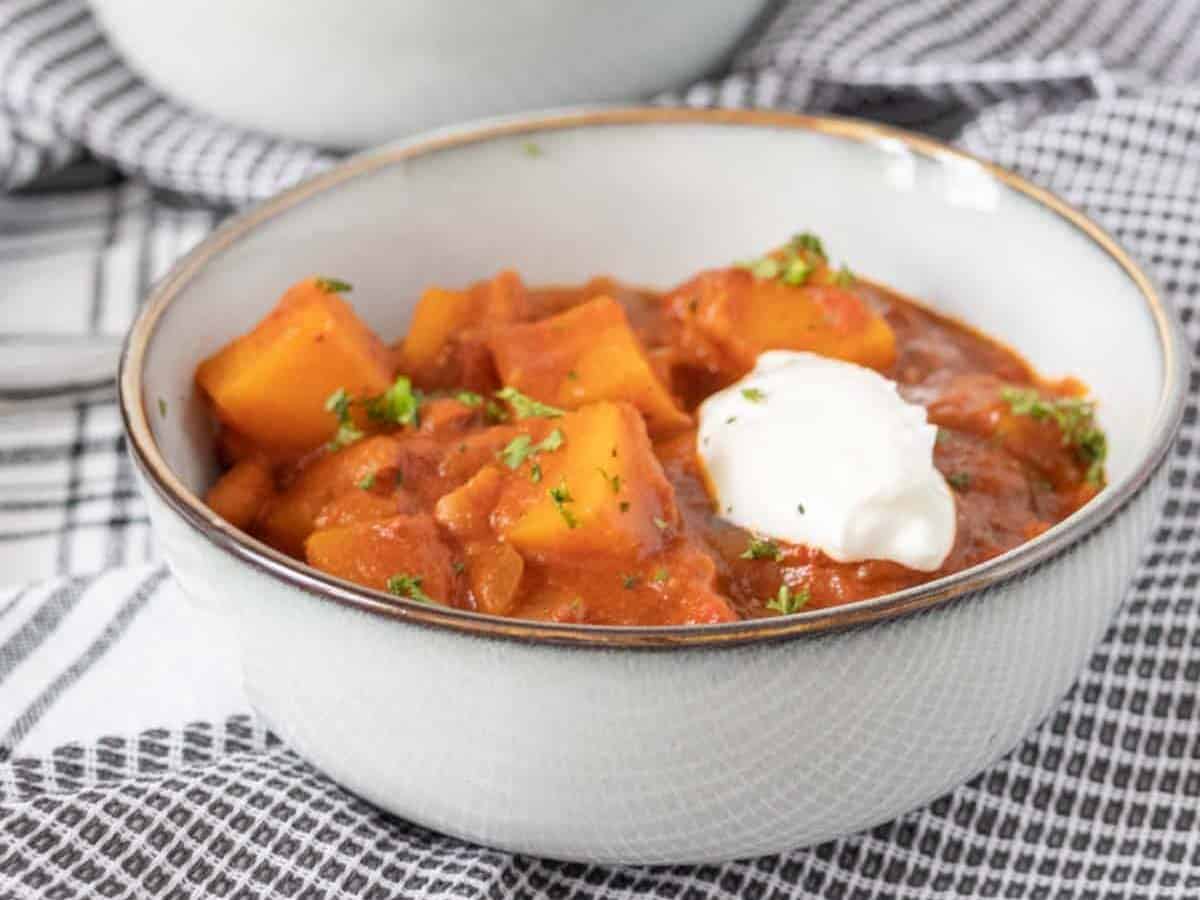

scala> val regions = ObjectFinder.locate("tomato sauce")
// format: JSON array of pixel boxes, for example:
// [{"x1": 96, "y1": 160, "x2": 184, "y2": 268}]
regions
[{"x1": 198, "y1": 241, "x2": 1105, "y2": 626}]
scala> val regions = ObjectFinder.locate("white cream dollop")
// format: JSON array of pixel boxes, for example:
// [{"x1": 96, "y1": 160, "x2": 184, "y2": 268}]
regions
[{"x1": 697, "y1": 351, "x2": 955, "y2": 571}]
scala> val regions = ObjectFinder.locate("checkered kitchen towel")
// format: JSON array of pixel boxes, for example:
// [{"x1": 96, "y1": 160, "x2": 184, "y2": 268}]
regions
[{"x1": 3, "y1": 0, "x2": 1200, "y2": 897}]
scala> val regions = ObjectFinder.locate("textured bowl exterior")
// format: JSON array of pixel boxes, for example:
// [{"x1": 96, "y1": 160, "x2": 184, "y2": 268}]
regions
[
  {"x1": 140, "y1": 464, "x2": 1163, "y2": 863},
  {"x1": 89, "y1": 0, "x2": 769, "y2": 146},
  {"x1": 121, "y1": 110, "x2": 1186, "y2": 863}
]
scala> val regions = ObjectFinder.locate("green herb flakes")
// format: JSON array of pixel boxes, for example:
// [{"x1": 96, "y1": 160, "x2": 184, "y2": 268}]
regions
[
  {"x1": 485, "y1": 399, "x2": 509, "y2": 423},
  {"x1": 1001, "y1": 386, "x2": 1108, "y2": 484},
  {"x1": 791, "y1": 232, "x2": 827, "y2": 260},
  {"x1": 495, "y1": 386, "x2": 565, "y2": 420},
  {"x1": 499, "y1": 434, "x2": 533, "y2": 470},
  {"x1": 781, "y1": 257, "x2": 811, "y2": 286},
  {"x1": 386, "y1": 573, "x2": 433, "y2": 604},
  {"x1": 766, "y1": 584, "x2": 811, "y2": 615},
  {"x1": 947, "y1": 472, "x2": 971, "y2": 492},
  {"x1": 314, "y1": 277, "x2": 353, "y2": 294},
  {"x1": 324, "y1": 387, "x2": 364, "y2": 449},
  {"x1": 741, "y1": 536, "x2": 782, "y2": 561},
  {"x1": 366, "y1": 375, "x2": 421, "y2": 427},
  {"x1": 597, "y1": 467, "x2": 621, "y2": 494},
  {"x1": 549, "y1": 479, "x2": 578, "y2": 528},
  {"x1": 356, "y1": 471, "x2": 376, "y2": 490},
  {"x1": 741, "y1": 387, "x2": 767, "y2": 404}
]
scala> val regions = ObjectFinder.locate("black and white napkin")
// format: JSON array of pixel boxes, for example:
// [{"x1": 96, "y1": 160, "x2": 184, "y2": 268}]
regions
[{"x1": 2, "y1": 1, "x2": 1199, "y2": 897}]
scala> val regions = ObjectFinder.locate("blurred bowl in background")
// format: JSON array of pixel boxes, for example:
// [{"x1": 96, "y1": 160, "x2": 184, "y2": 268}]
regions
[{"x1": 88, "y1": 0, "x2": 774, "y2": 147}]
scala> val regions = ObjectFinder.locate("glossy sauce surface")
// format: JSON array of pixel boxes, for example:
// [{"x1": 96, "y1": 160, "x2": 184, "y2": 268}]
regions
[{"x1": 198, "y1": 247, "x2": 1104, "y2": 626}]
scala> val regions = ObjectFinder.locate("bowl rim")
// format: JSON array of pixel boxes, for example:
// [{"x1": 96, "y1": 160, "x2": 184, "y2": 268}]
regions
[{"x1": 119, "y1": 106, "x2": 1188, "y2": 650}]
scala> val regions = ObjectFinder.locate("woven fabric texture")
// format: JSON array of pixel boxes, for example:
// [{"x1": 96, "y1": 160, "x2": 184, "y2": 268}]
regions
[{"x1": 2, "y1": 1, "x2": 1199, "y2": 897}]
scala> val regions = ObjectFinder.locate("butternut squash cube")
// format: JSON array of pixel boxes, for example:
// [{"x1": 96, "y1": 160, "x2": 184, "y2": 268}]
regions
[
  {"x1": 398, "y1": 270, "x2": 529, "y2": 386},
  {"x1": 256, "y1": 435, "x2": 405, "y2": 557},
  {"x1": 465, "y1": 542, "x2": 525, "y2": 616},
  {"x1": 204, "y1": 458, "x2": 275, "y2": 531},
  {"x1": 488, "y1": 296, "x2": 690, "y2": 434},
  {"x1": 492, "y1": 402, "x2": 679, "y2": 562},
  {"x1": 196, "y1": 278, "x2": 393, "y2": 455},
  {"x1": 665, "y1": 269, "x2": 897, "y2": 380},
  {"x1": 305, "y1": 514, "x2": 458, "y2": 603}
]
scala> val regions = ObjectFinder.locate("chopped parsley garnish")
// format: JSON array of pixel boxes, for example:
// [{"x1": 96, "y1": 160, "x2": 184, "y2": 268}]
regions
[
  {"x1": 366, "y1": 375, "x2": 421, "y2": 427},
  {"x1": 499, "y1": 434, "x2": 533, "y2": 469},
  {"x1": 485, "y1": 399, "x2": 509, "y2": 423},
  {"x1": 455, "y1": 390, "x2": 483, "y2": 407},
  {"x1": 935, "y1": 428, "x2": 951, "y2": 445},
  {"x1": 395, "y1": 468, "x2": 404, "y2": 486},
  {"x1": 651, "y1": 567, "x2": 670, "y2": 584},
  {"x1": 726, "y1": 415, "x2": 737, "y2": 425},
  {"x1": 781, "y1": 257, "x2": 811, "y2": 286},
  {"x1": 538, "y1": 429, "x2": 564, "y2": 453},
  {"x1": 451, "y1": 561, "x2": 465, "y2": 575},
  {"x1": 324, "y1": 388, "x2": 364, "y2": 449},
  {"x1": 597, "y1": 467, "x2": 621, "y2": 494},
  {"x1": 622, "y1": 574, "x2": 638, "y2": 590},
  {"x1": 796, "y1": 502, "x2": 806, "y2": 515},
  {"x1": 791, "y1": 232, "x2": 827, "y2": 260},
  {"x1": 1001, "y1": 386, "x2": 1108, "y2": 484},
  {"x1": 946, "y1": 472, "x2": 971, "y2": 492},
  {"x1": 314, "y1": 277, "x2": 353, "y2": 294},
  {"x1": 653, "y1": 516, "x2": 668, "y2": 531},
  {"x1": 766, "y1": 584, "x2": 811, "y2": 615},
  {"x1": 157, "y1": 397, "x2": 168, "y2": 418},
  {"x1": 530, "y1": 463, "x2": 542, "y2": 483},
  {"x1": 743, "y1": 256, "x2": 780, "y2": 280},
  {"x1": 619, "y1": 500, "x2": 631, "y2": 513},
  {"x1": 741, "y1": 387, "x2": 767, "y2": 404},
  {"x1": 385, "y1": 573, "x2": 433, "y2": 603},
  {"x1": 356, "y1": 471, "x2": 376, "y2": 490},
  {"x1": 495, "y1": 386, "x2": 564, "y2": 420},
  {"x1": 735, "y1": 232, "x2": 860, "y2": 289},
  {"x1": 499, "y1": 428, "x2": 564, "y2": 474},
  {"x1": 566, "y1": 370, "x2": 579, "y2": 381},
  {"x1": 741, "y1": 536, "x2": 782, "y2": 561},
  {"x1": 522, "y1": 141, "x2": 543, "y2": 158},
  {"x1": 549, "y1": 479, "x2": 578, "y2": 528}
]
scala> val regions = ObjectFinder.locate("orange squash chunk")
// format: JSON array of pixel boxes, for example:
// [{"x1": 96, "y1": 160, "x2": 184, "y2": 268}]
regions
[
  {"x1": 488, "y1": 296, "x2": 690, "y2": 434},
  {"x1": 196, "y1": 278, "x2": 393, "y2": 455},
  {"x1": 490, "y1": 402, "x2": 679, "y2": 562},
  {"x1": 398, "y1": 270, "x2": 529, "y2": 388},
  {"x1": 509, "y1": 540, "x2": 735, "y2": 626},
  {"x1": 465, "y1": 542, "x2": 525, "y2": 616},
  {"x1": 313, "y1": 489, "x2": 418, "y2": 529},
  {"x1": 204, "y1": 458, "x2": 275, "y2": 531},
  {"x1": 665, "y1": 268, "x2": 896, "y2": 380},
  {"x1": 305, "y1": 514, "x2": 458, "y2": 603},
  {"x1": 256, "y1": 435, "x2": 407, "y2": 557}
]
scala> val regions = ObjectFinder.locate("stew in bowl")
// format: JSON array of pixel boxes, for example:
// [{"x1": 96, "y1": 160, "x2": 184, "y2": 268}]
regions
[{"x1": 197, "y1": 233, "x2": 1108, "y2": 627}]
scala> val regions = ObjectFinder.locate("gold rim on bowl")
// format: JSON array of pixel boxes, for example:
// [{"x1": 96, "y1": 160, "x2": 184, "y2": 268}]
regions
[{"x1": 118, "y1": 107, "x2": 1189, "y2": 649}]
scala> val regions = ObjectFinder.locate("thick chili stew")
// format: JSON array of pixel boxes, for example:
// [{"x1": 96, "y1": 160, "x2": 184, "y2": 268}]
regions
[{"x1": 196, "y1": 235, "x2": 1107, "y2": 626}]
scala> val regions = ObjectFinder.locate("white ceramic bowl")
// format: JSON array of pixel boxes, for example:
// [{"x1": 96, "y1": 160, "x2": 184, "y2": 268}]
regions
[
  {"x1": 88, "y1": 0, "x2": 772, "y2": 147},
  {"x1": 119, "y1": 109, "x2": 1186, "y2": 864}
]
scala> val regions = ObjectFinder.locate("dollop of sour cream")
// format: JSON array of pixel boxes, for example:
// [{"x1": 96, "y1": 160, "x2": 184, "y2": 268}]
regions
[{"x1": 697, "y1": 351, "x2": 955, "y2": 572}]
